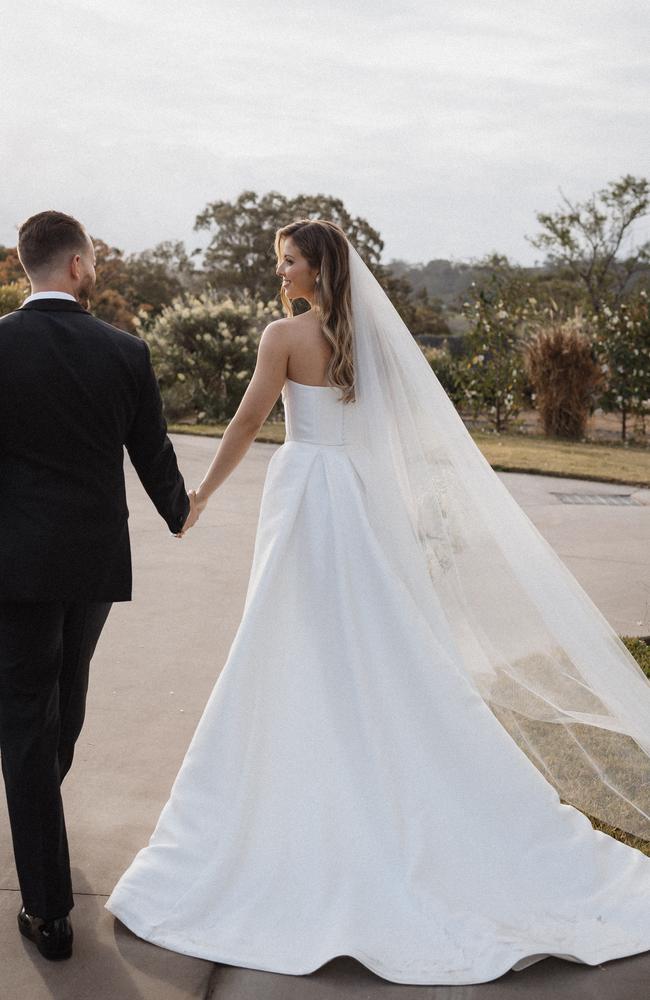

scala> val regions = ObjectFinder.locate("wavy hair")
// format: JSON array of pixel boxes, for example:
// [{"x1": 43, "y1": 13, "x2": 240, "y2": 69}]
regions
[{"x1": 274, "y1": 219, "x2": 355, "y2": 403}]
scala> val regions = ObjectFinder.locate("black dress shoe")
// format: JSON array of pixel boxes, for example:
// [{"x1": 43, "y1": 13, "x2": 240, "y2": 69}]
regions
[{"x1": 18, "y1": 906, "x2": 73, "y2": 960}]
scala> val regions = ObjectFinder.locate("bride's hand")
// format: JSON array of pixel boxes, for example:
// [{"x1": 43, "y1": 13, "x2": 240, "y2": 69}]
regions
[{"x1": 176, "y1": 489, "x2": 205, "y2": 538}]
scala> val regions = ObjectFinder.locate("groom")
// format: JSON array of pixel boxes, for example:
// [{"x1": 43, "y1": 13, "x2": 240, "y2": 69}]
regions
[{"x1": 0, "y1": 210, "x2": 197, "y2": 960}]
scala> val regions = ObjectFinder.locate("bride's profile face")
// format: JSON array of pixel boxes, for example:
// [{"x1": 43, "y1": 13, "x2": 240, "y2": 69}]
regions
[{"x1": 276, "y1": 236, "x2": 319, "y2": 302}]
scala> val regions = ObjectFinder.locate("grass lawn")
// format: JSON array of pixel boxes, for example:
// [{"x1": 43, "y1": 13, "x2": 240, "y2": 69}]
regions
[
  {"x1": 582, "y1": 637, "x2": 650, "y2": 857},
  {"x1": 170, "y1": 421, "x2": 287, "y2": 445},
  {"x1": 474, "y1": 431, "x2": 650, "y2": 488},
  {"x1": 169, "y1": 421, "x2": 650, "y2": 487}
]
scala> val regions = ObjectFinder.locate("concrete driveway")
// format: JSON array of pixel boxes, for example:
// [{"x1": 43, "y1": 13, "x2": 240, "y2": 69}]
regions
[{"x1": 1, "y1": 434, "x2": 648, "y2": 999}]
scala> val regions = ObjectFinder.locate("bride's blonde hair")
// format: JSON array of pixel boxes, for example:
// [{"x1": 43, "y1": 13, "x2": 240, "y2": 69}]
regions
[{"x1": 274, "y1": 219, "x2": 355, "y2": 403}]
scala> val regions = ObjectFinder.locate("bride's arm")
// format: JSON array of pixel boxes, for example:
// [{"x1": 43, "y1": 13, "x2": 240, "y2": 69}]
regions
[{"x1": 191, "y1": 321, "x2": 290, "y2": 514}]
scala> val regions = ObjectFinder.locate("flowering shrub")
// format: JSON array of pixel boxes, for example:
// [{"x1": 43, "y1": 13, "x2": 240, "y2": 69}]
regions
[
  {"x1": 420, "y1": 344, "x2": 467, "y2": 407},
  {"x1": 461, "y1": 265, "x2": 534, "y2": 431},
  {"x1": 138, "y1": 293, "x2": 280, "y2": 421},
  {"x1": 0, "y1": 282, "x2": 27, "y2": 315},
  {"x1": 592, "y1": 291, "x2": 650, "y2": 440}
]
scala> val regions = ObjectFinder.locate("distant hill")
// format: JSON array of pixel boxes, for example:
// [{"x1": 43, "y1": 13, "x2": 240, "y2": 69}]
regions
[
  {"x1": 388, "y1": 256, "x2": 650, "y2": 310},
  {"x1": 388, "y1": 258, "x2": 482, "y2": 309},
  {"x1": 387, "y1": 257, "x2": 554, "y2": 343}
]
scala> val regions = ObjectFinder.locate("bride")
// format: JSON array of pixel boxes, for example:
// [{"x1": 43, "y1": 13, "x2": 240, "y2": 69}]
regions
[{"x1": 106, "y1": 219, "x2": 650, "y2": 986}]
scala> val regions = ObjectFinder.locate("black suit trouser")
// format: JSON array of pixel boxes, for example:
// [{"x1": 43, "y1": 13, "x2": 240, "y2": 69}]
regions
[{"x1": 0, "y1": 600, "x2": 112, "y2": 920}]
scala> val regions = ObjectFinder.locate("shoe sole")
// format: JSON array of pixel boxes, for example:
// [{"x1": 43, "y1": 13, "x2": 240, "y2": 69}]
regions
[{"x1": 18, "y1": 916, "x2": 73, "y2": 961}]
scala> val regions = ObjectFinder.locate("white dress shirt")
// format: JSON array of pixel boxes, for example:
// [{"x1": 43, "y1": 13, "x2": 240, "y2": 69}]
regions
[{"x1": 23, "y1": 291, "x2": 77, "y2": 304}]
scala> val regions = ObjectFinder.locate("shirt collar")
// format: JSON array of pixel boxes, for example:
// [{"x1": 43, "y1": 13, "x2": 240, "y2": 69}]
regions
[{"x1": 23, "y1": 291, "x2": 78, "y2": 304}]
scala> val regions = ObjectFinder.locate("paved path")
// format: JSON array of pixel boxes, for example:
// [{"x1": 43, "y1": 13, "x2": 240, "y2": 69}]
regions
[
  {"x1": 1, "y1": 435, "x2": 649, "y2": 999},
  {"x1": 497, "y1": 469, "x2": 650, "y2": 637}
]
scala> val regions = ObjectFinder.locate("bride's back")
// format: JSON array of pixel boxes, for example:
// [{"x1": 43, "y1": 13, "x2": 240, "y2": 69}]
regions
[{"x1": 284, "y1": 310, "x2": 334, "y2": 388}]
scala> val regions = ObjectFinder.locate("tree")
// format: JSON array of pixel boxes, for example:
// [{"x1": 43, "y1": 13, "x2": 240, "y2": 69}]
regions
[
  {"x1": 398, "y1": 284, "x2": 451, "y2": 337},
  {"x1": 460, "y1": 255, "x2": 534, "y2": 431},
  {"x1": 524, "y1": 265, "x2": 591, "y2": 318},
  {"x1": 93, "y1": 288, "x2": 138, "y2": 332},
  {"x1": 92, "y1": 238, "x2": 130, "y2": 288},
  {"x1": 0, "y1": 239, "x2": 136, "y2": 324},
  {"x1": 194, "y1": 189, "x2": 429, "y2": 328},
  {"x1": 593, "y1": 291, "x2": 650, "y2": 440},
  {"x1": 90, "y1": 239, "x2": 137, "y2": 330},
  {"x1": 527, "y1": 175, "x2": 650, "y2": 315},
  {"x1": 194, "y1": 190, "x2": 384, "y2": 303},
  {"x1": 1, "y1": 237, "x2": 197, "y2": 327},
  {"x1": 0, "y1": 246, "x2": 24, "y2": 285},
  {"x1": 124, "y1": 241, "x2": 198, "y2": 317}
]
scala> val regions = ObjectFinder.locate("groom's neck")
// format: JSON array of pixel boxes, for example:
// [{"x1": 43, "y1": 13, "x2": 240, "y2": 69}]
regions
[{"x1": 29, "y1": 279, "x2": 80, "y2": 300}]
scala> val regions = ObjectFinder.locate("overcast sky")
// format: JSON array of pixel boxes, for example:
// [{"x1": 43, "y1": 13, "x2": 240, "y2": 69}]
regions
[{"x1": 1, "y1": 0, "x2": 648, "y2": 266}]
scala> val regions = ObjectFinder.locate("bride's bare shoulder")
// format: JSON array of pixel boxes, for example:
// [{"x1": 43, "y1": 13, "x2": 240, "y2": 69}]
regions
[
  {"x1": 259, "y1": 317, "x2": 293, "y2": 341},
  {"x1": 263, "y1": 312, "x2": 321, "y2": 339}
]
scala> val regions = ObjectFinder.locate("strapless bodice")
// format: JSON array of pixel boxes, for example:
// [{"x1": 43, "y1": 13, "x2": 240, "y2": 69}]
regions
[{"x1": 281, "y1": 378, "x2": 347, "y2": 446}]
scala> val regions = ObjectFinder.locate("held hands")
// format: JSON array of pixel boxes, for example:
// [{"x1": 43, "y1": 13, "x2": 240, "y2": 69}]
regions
[{"x1": 176, "y1": 488, "x2": 209, "y2": 538}]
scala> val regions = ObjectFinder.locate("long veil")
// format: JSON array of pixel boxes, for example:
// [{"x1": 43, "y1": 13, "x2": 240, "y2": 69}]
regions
[{"x1": 344, "y1": 238, "x2": 650, "y2": 841}]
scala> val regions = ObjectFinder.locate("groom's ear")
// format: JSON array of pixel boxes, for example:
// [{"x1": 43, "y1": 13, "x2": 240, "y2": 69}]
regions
[{"x1": 69, "y1": 254, "x2": 83, "y2": 280}]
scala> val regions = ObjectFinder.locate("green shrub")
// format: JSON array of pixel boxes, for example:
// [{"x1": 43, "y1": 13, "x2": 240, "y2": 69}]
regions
[
  {"x1": 460, "y1": 260, "x2": 532, "y2": 431},
  {"x1": 420, "y1": 343, "x2": 467, "y2": 407},
  {"x1": 139, "y1": 293, "x2": 280, "y2": 422},
  {"x1": 0, "y1": 282, "x2": 27, "y2": 315},
  {"x1": 593, "y1": 291, "x2": 650, "y2": 441}
]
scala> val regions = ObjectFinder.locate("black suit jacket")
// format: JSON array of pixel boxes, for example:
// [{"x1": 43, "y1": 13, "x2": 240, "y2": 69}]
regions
[{"x1": 0, "y1": 298, "x2": 190, "y2": 602}]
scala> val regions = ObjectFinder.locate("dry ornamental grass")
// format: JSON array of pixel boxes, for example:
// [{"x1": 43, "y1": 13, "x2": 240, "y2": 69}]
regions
[{"x1": 524, "y1": 313, "x2": 603, "y2": 440}]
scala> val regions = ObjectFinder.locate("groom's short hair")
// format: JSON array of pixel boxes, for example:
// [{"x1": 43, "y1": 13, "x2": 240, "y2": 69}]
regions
[{"x1": 17, "y1": 210, "x2": 89, "y2": 275}]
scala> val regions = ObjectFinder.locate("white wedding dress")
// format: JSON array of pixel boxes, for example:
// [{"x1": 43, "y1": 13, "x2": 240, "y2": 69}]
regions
[{"x1": 106, "y1": 376, "x2": 650, "y2": 985}]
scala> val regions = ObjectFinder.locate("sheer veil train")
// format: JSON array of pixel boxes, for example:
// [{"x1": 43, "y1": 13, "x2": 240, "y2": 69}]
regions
[{"x1": 344, "y1": 238, "x2": 650, "y2": 842}]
